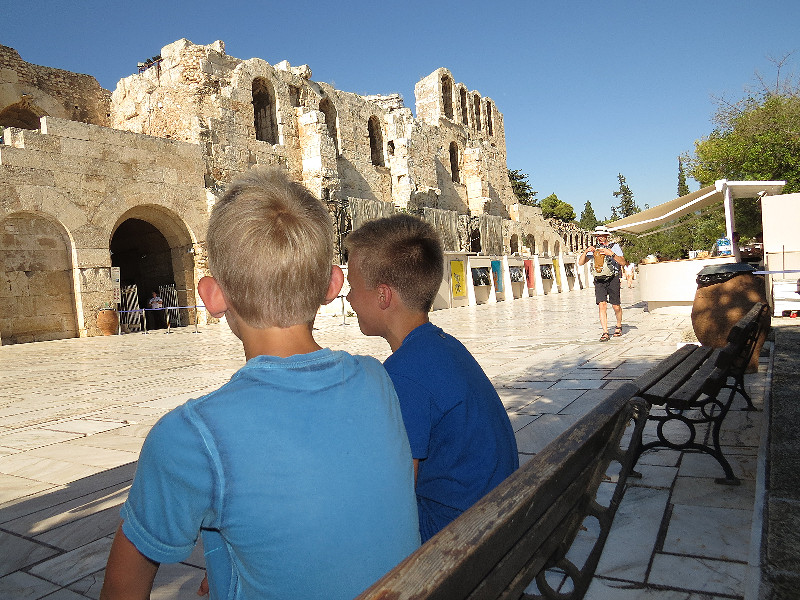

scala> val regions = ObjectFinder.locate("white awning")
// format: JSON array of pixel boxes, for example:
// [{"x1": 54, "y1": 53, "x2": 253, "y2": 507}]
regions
[{"x1": 606, "y1": 180, "x2": 786, "y2": 235}]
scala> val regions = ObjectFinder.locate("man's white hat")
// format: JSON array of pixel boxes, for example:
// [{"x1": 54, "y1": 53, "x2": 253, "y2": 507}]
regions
[{"x1": 592, "y1": 225, "x2": 611, "y2": 236}]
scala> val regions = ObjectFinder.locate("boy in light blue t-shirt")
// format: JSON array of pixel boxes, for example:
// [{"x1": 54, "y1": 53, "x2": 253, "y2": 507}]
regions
[
  {"x1": 344, "y1": 214, "x2": 518, "y2": 543},
  {"x1": 101, "y1": 169, "x2": 420, "y2": 600}
]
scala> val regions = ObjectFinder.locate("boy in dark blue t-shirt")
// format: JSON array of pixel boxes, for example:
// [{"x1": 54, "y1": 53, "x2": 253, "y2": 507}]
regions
[{"x1": 344, "y1": 214, "x2": 518, "y2": 542}]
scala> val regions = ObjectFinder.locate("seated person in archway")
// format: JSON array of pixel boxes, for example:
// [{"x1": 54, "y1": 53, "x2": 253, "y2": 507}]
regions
[
  {"x1": 101, "y1": 168, "x2": 420, "y2": 599},
  {"x1": 344, "y1": 214, "x2": 519, "y2": 543}
]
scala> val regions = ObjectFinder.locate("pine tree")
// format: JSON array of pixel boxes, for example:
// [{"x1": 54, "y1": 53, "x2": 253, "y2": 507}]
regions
[
  {"x1": 677, "y1": 157, "x2": 690, "y2": 197},
  {"x1": 507, "y1": 169, "x2": 538, "y2": 206},
  {"x1": 579, "y1": 201, "x2": 598, "y2": 230},
  {"x1": 612, "y1": 173, "x2": 640, "y2": 218}
]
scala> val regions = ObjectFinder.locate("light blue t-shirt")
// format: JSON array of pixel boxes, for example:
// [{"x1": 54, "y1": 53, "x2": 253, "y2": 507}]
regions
[{"x1": 121, "y1": 349, "x2": 420, "y2": 600}]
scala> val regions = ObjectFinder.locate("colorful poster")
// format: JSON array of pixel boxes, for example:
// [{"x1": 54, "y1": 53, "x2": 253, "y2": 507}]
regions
[
  {"x1": 450, "y1": 260, "x2": 466, "y2": 298},
  {"x1": 553, "y1": 258, "x2": 562, "y2": 288},
  {"x1": 523, "y1": 259, "x2": 533, "y2": 288},
  {"x1": 491, "y1": 260, "x2": 503, "y2": 292},
  {"x1": 471, "y1": 266, "x2": 490, "y2": 286},
  {"x1": 509, "y1": 266, "x2": 524, "y2": 282}
]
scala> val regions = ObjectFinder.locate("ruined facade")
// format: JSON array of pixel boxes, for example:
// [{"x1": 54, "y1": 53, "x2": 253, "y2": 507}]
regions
[{"x1": 1, "y1": 39, "x2": 580, "y2": 344}]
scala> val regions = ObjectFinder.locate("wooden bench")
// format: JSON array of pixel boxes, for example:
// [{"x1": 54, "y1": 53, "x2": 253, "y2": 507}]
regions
[
  {"x1": 631, "y1": 302, "x2": 770, "y2": 485},
  {"x1": 356, "y1": 383, "x2": 646, "y2": 600}
]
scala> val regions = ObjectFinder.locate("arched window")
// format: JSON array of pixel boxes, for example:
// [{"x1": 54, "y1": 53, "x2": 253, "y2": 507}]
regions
[
  {"x1": 473, "y1": 95, "x2": 481, "y2": 131},
  {"x1": 543, "y1": 240, "x2": 549, "y2": 256},
  {"x1": 510, "y1": 234, "x2": 519, "y2": 254},
  {"x1": 470, "y1": 229, "x2": 482, "y2": 253},
  {"x1": 368, "y1": 115, "x2": 384, "y2": 167},
  {"x1": 486, "y1": 101, "x2": 493, "y2": 136},
  {"x1": 319, "y1": 98, "x2": 338, "y2": 154},
  {"x1": 460, "y1": 88, "x2": 469, "y2": 125},
  {"x1": 252, "y1": 78, "x2": 278, "y2": 144},
  {"x1": 449, "y1": 142, "x2": 459, "y2": 183},
  {"x1": 441, "y1": 75, "x2": 453, "y2": 120}
]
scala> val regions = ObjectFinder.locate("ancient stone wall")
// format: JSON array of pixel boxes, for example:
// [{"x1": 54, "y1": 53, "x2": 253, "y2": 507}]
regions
[
  {"x1": 0, "y1": 117, "x2": 207, "y2": 342},
  {"x1": 0, "y1": 39, "x2": 585, "y2": 343},
  {"x1": 0, "y1": 45, "x2": 110, "y2": 129}
]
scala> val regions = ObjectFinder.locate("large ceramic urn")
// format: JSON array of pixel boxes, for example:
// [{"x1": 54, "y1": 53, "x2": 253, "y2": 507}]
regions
[{"x1": 691, "y1": 263, "x2": 769, "y2": 373}]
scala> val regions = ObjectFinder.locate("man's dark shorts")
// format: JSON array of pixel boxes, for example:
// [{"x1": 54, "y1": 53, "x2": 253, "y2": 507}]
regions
[{"x1": 594, "y1": 276, "x2": 621, "y2": 306}]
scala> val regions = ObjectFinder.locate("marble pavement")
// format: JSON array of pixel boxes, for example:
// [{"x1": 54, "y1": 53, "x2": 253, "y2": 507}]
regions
[{"x1": 0, "y1": 285, "x2": 773, "y2": 599}]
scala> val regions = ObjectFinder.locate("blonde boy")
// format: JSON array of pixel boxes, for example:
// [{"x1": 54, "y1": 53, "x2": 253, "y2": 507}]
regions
[
  {"x1": 101, "y1": 169, "x2": 419, "y2": 600},
  {"x1": 344, "y1": 214, "x2": 518, "y2": 542}
]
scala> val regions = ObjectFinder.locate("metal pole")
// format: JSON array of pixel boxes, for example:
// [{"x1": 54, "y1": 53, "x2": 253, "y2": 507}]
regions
[{"x1": 193, "y1": 306, "x2": 201, "y2": 334}]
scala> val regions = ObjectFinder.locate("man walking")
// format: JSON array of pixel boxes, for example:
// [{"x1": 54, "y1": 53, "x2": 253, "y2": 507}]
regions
[{"x1": 578, "y1": 225, "x2": 626, "y2": 341}]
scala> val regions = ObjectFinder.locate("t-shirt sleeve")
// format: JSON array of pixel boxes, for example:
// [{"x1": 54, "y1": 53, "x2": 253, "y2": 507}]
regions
[
  {"x1": 121, "y1": 407, "x2": 217, "y2": 564},
  {"x1": 386, "y1": 371, "x2": 432, "y2": 461}
]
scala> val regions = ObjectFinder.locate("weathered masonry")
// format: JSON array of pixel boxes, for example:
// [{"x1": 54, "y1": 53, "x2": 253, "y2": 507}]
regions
[{"x1": 1, "y1": 39, "x2": 588, "y2": 344}]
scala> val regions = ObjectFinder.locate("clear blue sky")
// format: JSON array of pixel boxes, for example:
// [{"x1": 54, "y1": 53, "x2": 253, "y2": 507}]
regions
[{"x1": 4, "y1": 1, "x2": 799, "y2": 220}]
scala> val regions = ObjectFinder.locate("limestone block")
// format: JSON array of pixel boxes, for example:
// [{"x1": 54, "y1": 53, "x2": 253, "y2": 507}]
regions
[{"x1": 40, "y1": 117, "x2": 91, "y2": 141}]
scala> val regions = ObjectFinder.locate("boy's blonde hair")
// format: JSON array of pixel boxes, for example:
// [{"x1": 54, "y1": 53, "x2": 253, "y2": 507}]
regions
[
  {"x1": 344, "y1": 214, "x2": 443, "y2": 312},
  {"x1": 207, "y1": 168, "x2": 333, "y2": 328}
]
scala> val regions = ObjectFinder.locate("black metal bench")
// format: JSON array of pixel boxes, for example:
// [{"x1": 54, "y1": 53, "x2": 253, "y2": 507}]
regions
[
  {"x1": 631, "y1": 302, "x2": 770, "y2": 485},
  {"x1": 356, "y1": 383, "x2": 646, "y2": 600}
]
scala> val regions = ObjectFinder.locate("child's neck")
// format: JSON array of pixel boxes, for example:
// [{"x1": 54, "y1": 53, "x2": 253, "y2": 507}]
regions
[
  {"x1": 386, "y1": 311, "x2": 430, "y2": 353},
  {"x1": 240, "y1": 322, "x2": 322, "y2": 361}
]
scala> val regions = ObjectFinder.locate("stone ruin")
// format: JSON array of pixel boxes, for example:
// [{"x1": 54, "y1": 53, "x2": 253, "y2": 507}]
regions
[{"x1": 0, "y1": 38, "x2": 589, "y2": 343}]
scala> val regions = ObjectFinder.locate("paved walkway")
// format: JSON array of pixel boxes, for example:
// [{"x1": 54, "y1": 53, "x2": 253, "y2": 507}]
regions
[{"x1": 0, "y1": 285, "x2": 771, "y2": 599}]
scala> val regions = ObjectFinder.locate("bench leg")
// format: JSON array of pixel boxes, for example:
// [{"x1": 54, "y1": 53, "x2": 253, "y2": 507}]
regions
[
  {"x1": 726, "y1": 374, "x2": 756, "y2": 411},
  {"x1": 636, "y1": 400, "x2": 740, "y2": 485}
]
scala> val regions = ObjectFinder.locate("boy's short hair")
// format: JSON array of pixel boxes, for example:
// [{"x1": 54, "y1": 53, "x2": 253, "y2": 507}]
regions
[
  {"x1": 207, "y1": 168, "x2": 333, "y2": 328},
  {"x1": 344, "y1": 214, "x2": 444, "y2": 312}
]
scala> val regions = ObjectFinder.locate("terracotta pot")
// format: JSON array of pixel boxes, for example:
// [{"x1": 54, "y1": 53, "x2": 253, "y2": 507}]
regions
[
  {"x1": 691, "y1": 271, "x2": 768, "y2": 372},
  {"x1": 97, "y1": 309, "x2": 119, "y2": 336}
]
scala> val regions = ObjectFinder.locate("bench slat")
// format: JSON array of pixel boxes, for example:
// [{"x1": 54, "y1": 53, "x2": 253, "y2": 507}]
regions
[
  {"x1": 641, "y1": 345, "x2": 714, "y2": 403},
  {"x1": 632, "y1": 344, "x2": 696, "y2": 392}
]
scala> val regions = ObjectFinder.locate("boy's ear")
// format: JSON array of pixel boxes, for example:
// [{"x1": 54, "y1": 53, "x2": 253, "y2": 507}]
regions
[
  {"x1": 322, "y1": 265, "x2": 344, "y2": 305},
  {"x1": 377, "y1": 283, "x2": 392, "y2": 310},
  {"x1": 198, "y1": 276, "x2": 229, "y2": 318}
]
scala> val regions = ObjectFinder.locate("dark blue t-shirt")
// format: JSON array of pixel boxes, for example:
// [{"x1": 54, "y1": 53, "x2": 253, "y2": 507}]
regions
[{"x1": 384, "y1": 322, "x2": 519, "y2": 542}]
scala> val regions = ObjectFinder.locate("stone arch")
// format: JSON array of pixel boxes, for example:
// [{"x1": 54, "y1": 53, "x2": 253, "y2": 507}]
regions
[
  {"x1": 441, "y1": 75, "x2": 453, "y2": 120},
  {"x1": 554, "y1": 241, "x2": 561, "y2": 255},
  {"x1": 459, "y1": 87, "x2": 469, "y2": 125},
  {"x1": 1, "y1": 211, "x2": 78, "y2": 344},
  {"x1": 470, "y1": 228, "x2": 482, "y2": 253},
  {"x1": 368, "y1": 115, "x2": 384, "y2": 167},
  {"x1": 319, "y1": 97, "x2": 338, "y2": 154},
  {"x1": 473, "y1": 94, "x2": 482, "y2": 131},
  {"x1": 510, "y1": 233, "x2": 519, "y2": 254},
  {"x1": 543, "y1": 240, "x2": 549, "y2": 256},
  {"x1": 252, "y1": 77, "x2": 278, "y2": 144},
  {"x1": 449, "y1": 141, "x2": 460, "y2": 183},
  {"x1": 110, "y1": 205, "x2": 197, "y2": 324},
  {"x1": 0, "y1": 101, "x2": 45, "y2": 130}
]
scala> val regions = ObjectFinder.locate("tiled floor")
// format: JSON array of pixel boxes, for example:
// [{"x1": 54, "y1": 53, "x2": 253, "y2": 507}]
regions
[{"x1": 0, "y1": 285, "x2": 770, "y2": 599}]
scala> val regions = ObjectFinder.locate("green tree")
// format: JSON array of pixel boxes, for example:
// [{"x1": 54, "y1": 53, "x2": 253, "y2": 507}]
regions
[
  {"x1": 677, "y1": 157, "x2": 690, "y2": 197},
  {"x1": 612, "y1": 173, "x2": 640, "y2": 218},
  {"x1": 541, "y1": 193, "x2": 576, "y2": 222},
  {"x1": 579, "y1": 201, "x2": 598, "y2": 230},
  {"x1": 507, "y1": 169, "x2": 538, "y2": 206},
  {"x1": 688, "y1": 53, "x2": 800, "y2": 192},
  {"x1": 686, "y1": 57, "x2": 800, "y2": 241}
]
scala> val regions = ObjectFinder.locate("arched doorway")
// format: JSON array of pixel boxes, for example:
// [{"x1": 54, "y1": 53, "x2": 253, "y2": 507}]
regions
[
  {"x1": 510, "y1": 234, "x2": 519, "y2": 254},
  {"x1": 1, "y1": 212, "x2": 78, "y2": 344},
  {"x1": 0, "y1": 101, "x2": 44, "y2": 130},
  {"x1": 110, "y1": 207, "x2": 197, "y2": 330}
]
